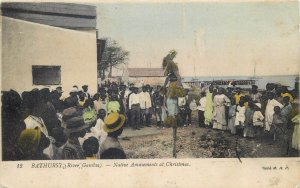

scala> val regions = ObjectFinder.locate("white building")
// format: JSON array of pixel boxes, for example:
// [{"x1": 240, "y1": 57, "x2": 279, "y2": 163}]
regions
[
  {"x1": 2, "y1": 3, "x2": 98, "y2": 94},
  {"x1": 128, "y1": 68, "x2": 165, "y2": 86}
]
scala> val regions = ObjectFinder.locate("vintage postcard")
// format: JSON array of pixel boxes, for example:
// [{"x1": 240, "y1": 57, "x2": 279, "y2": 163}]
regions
[{"x1": 1, "y1": 0, "x2": 300, "y2": 187}]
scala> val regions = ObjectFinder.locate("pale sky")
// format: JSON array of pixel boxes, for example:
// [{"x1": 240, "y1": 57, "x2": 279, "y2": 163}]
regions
[{"x1": 96, "y1": 2, "x2": 299, "y2": 77}]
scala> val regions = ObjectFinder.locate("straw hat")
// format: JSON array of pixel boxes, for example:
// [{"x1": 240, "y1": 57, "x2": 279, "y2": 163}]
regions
[
  {"x1": 103, "y1": 113, "x2": 125, "y2": 133},
  {"x1": 18, "y1": 127, "x2": 41, "y2": 156},
  {"x1": 62, "y1": 107, "x2": 91, "y2": 134}
]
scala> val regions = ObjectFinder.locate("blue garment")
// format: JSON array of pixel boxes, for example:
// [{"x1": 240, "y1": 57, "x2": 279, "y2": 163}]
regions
[{"x1": 167, "y1": 98, "x2": 178, "y2": 116}]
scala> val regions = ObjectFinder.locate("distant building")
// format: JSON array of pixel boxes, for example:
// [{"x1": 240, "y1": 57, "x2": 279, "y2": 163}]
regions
[
  {"x1": 2, "y1": 3, "x2": 98, "y2": 94},
  {"x1": 183, "y1": 79, "x2": 256, "y2": 89},
  {"x1": 128, "y1": 68, "x2": 165, "y2": 86}
]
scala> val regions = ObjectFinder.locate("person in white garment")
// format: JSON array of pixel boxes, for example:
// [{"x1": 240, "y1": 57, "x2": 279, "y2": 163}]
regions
[
  {"x1": 178, "y1": 95, "x2": 186, "y2": 127},
  {"x1": 78, "y1": 109, "x2": 107, "y2": 159},
  {"x1": 265, "y1": 92, "x2": 283, "y2": 131},
  {"x1": 212, "y1": 88, "x2": 231, "y2": 130},
  {"x1": 197, "y1": 91, "x2": 206, "y2": 127},
  {"x1": 235, "y1": 97, "x2": 246, "y2": 136},
  {"x1": 139, "y1": 86, "x2": 152, "y2": 127},
  {"x1": 129, "y1": 87, "x2": 141, "y2": 130}
]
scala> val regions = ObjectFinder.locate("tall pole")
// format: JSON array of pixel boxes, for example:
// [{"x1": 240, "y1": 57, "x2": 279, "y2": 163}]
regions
[{"x1": 173, "y1": 121, "x2": 177, "y2": 158}]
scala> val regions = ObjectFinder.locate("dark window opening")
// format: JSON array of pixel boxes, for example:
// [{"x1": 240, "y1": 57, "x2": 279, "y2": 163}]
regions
[{"x1": 32, "y1": 65, "x2": 61, "y2": 85}]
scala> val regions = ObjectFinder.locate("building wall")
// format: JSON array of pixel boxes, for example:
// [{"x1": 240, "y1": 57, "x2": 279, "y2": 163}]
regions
[
  {"x1": 2, "y1": 16, "x2": 98, "y2": 94},
  {"x1": 129, "y1": 77, "x2": 165, "y2": 86}
]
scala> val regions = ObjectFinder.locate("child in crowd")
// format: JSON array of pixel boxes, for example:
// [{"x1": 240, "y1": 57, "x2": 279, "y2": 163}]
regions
[
  {"x1": 93, "y1": 109, "x2": 108, "y2": 145},
  {"x1": 243, "y1": 101, "x2": 255, "y2": 138},
  {"x1": 178, "y1": 96, "x2": 186, "y2": 127},
  {"x1": 82, "y1": 136, "x2": 99, "y2": 159},
  {"x1": 235, "y1": 98, "x2": 246, "y2": 136},
  {"x1": 270, "y1": 106, "x2": 285, "y2": 141},
  {"x1": 198, "y1": 92, "x2": 206, "y2": 127},
  {"x1": 265, "y1": 92, "x2": 283, "y2": 132},
  {"x1": 253, "y1": 103, "x2": 264, "y2": 137},
  {"x1": 227, "y1": 98, "x2": 237, "y2": 134}
]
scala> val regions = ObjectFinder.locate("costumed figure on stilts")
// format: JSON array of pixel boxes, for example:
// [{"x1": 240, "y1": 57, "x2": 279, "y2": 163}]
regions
[{"x1": 162, "y1": 50, "x2": 185, "y2": 158}]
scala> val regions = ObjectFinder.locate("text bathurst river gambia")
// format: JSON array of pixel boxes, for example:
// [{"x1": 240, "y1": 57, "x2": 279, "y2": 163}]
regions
[{"x1": 29, "y1": 161, "x2": 190, "y2": 169}]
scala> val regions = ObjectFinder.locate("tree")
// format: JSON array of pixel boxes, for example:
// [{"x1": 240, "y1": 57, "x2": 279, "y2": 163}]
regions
[{"x1": 98, "y1": 39, "x2": 129, "y2": 79}]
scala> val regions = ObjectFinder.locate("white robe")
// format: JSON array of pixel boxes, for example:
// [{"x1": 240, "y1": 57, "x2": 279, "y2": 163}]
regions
[
  {"x1": 79, "y1": 118, "x2": 107, "y2": 146},
  {"x1": 253, "y1": 111, "x2": 264, "y2": 127},
  {"x1": 78, "y1": 118, "x2": 108, "y2": 159},
  {"x1": 235, "y1": 105, "x2": 246, "y2": 126},
  {"x1": 292, "y1": 115, "x2": 300, "y2": 150},
  {"x1": 212, "y1": 94, "x2": 230, "y2": 130},
  {"x1": 139, "y1": 91, "x2": 152, "y2": 109},
  {"x1": 264, "y1": 99, "x2": 283, "y2": 131}
]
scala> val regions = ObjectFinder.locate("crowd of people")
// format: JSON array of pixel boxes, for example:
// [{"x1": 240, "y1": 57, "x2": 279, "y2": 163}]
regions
[
  {"x1": 2, "y1": 81, "x2": 300, "y2": 161},
  {"x1": 2, "y1": 84, "x2": 126, "y2": 161},
  {"x1": 197, "y1": 85, "x2": 296, "y2": 137},
  {"x1": 192, "y1": 83, "x2": 299, "y2": 155}
]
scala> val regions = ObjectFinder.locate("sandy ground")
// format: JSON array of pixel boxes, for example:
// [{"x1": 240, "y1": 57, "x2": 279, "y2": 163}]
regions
[{"x1": 119, "y1": 112, "x2": 299, "y2": 159}]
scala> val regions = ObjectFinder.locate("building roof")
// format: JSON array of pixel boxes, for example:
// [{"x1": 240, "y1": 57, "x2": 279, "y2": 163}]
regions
[
  {"x1": 1, "y1": 3, "x2": 96, "y2": 30},
  {"x1": 128, "y1": 68, "x2": 165, "y2": 77}
]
